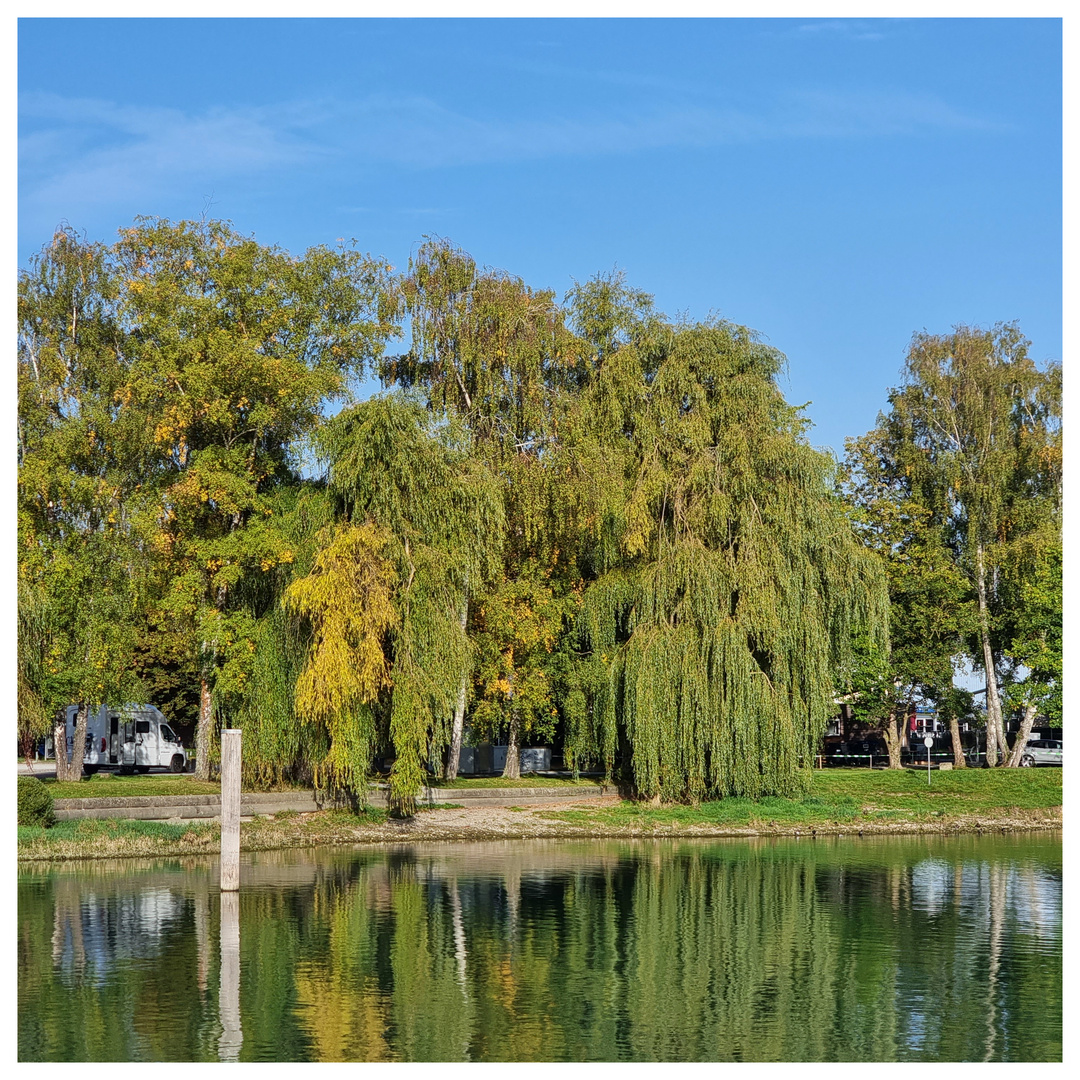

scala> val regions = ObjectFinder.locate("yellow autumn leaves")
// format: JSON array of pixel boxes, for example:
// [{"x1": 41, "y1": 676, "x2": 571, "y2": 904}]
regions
[{"x1": 285, "y1": 523, "x2": 398, "y2": 727}]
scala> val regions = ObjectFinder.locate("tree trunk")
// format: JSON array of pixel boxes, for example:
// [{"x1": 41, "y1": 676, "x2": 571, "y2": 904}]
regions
[
  {"x1": 52, "y1": 708, "x2": 70, "y2": 781},
  {"x1": 995, "y1": 706, "x2": 1009, "y2": 765},
  {"x1": 883, "y1": 711, "x2": 903, "y2": 769},
  {"x1": 1006, "y1": 702, "x2": 1039, "y2": 767},
  {"x1": 445, "y1": 595, "x2": 469, "y2": 782},
  {"x1": 949, "y1": 713, "x2": 967, "y2": 768},
  {"x1": 502, "y1": 708, "x2": 521, "y2": 779},
  {"x1": 59, "y1": 702, "x2": 88, "y2": 782},
  {"x1": 196, "y1": 676, "x2": 212, "y2": 781},
  {"x1": 975, "y1": 543, "x2": 1005, "y2": 766}
]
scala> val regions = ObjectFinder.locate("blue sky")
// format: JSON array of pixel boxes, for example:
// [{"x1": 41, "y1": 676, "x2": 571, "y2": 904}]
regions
[{"x1": 17, "y1": 16, "x2": 1062, "y2": 458}]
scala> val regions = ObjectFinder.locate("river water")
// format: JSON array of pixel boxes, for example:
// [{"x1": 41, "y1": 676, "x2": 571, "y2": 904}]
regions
[{"x1": 18, "y1": 833, "x2": 1061, "y2": 1062}]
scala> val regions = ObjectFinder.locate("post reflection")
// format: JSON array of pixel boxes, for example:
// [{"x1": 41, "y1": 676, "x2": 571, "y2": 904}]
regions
[{"x1": 218, "y1": 890, "x2": 242, "y2": 1061}]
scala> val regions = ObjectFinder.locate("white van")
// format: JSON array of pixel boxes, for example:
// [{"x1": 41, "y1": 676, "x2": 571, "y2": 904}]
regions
[{"x1": 64, "y1": 705, "x2": 189, "y2": 774}]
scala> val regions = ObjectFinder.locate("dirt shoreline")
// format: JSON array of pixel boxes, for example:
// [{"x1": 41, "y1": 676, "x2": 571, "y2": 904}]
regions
[{"x1": 17, "y1": 796, "x2": 1062, "y2": 862}]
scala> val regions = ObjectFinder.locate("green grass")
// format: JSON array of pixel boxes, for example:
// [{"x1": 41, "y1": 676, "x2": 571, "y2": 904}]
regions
[
  {"x1": 540, "y1": 795, "x2": 859, "y2": 828},
  {"x1": 539, "y1": 768, "x2": 1062, "y2": 829},
  {"x1": 42, "y1": 772, "x2": 602, "y2": 798},
  {"x1": 427, "y1": 775, "x2": 605, "y2": 789},
  {"x1": 44, "y1": 774, "x2": 222, "y2": 799},
  {"x1": 17, "y1": 816, "x2": 216, "y2": 852},
  {"x1": 17, "y1": 805, "x2": 392, "y2": 861},
  {"x1": 809, "y1": 766, "x2": 1062, "y2": 813}
]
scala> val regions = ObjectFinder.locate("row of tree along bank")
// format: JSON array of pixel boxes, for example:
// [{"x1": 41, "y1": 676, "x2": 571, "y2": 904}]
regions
[{"x1": 18, "y1": 220, "x2": 1061, "y2": 811}]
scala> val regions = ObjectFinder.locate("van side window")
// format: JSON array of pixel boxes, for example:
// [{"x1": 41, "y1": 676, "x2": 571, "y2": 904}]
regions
[
  {"x1": 160, "y1": 725, "x2": 175, "y2": 743},
  {"x1": 135, "y1": 720, "x2": 150, "y2": 734}
]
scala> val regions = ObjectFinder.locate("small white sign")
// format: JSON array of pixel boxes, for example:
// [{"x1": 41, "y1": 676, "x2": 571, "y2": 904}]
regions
[{"x1": 923, "y1": 736, "x2": 934, "y2": 748}]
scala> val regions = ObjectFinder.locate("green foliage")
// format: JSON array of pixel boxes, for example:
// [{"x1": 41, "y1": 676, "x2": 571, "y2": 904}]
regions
[
  {"x1": 319, "y1": 394, "x2": 505, "y2": 810},
  {"x1": 563, "y1": 319, "x2": 888, "y2": 800},
  {"x1": 385, "y1": 236, "x2": 568, "y2": 448},
  {"x1": 17, "y1": 578, "x2": 50, "y2": 753},
  {"x1": 1000, "y1": 536, "x2": 1062, "y2": 723},
  {"x1": 844, "y1": 322, "x2": 1061, "y2": 752},
  {"x1": 841, "y1": 445, "x2": 973, "y2": 735},
  {"x1": 471, "y1": 563, "x2": 568, "y2": 748},
  {"x1": 18, "y1": 228, "x2": 149, "y2": 747},
  {"x1": 18, "y1": 218, "x2": 402, "y2": 781},
  {"x1": 17, "y1": 777, "x2": 55, "y2": 828}
]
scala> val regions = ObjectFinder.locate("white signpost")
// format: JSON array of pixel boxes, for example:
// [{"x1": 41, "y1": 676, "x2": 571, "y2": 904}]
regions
[{"x1": 924, "y1": 735, "x2": 934, "y2": 786}]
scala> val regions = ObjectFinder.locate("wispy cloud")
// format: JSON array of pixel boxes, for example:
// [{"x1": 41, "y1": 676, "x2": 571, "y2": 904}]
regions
[
  {"x1": 20, "y1": 91, "x2": 326, "y2": 212},
  {"x1": 19, "y1": 84, "x2": 997, "y2": 230},
  {"x1": 788, "y1": 20, "x2": 890, "y2": 42},
  {"x1": 323, "y1": 89, "x2": 996, "y2": 167}
]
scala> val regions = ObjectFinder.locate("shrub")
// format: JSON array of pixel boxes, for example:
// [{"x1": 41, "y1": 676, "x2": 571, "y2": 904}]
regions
[{"x1": 17, "y1": 776, "x2": 55, "y2": 828}]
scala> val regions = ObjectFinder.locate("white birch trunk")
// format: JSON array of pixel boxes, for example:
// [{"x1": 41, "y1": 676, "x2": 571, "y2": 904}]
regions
[
  {"x1": 445, "y1": 594, "x2": 469, "y2": 782},
  {"x1": 976, "y1": 543, "x2": 1004, "y2": 765},
  {"x1": 1006, "y1": 702, "x2": 1039, "y2": 767},
  {"x1": 196, "y1": 675, "x2": 212, "y2": 781}
]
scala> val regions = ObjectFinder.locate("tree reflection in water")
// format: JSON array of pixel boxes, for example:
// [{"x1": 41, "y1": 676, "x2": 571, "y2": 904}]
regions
[{"x1": 17, "y1": 834, "x2": 1061, "y2": 1062}]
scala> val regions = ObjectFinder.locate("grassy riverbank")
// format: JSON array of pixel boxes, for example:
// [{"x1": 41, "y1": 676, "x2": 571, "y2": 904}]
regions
[
  {"x1": 36, "y1": 772, "x2": 603, "y2": 799},
  {"x1": 17, "y1": 768, "x2": 1061, "y2": 862},
  {"x1": 42, "y1": 774, "x2": 223, "y2": 799}
]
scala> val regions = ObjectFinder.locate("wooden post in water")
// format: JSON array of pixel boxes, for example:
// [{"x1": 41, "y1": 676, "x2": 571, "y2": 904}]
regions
[{"x1": 220, "y1": 728, "x2": 241, "y2": 892}]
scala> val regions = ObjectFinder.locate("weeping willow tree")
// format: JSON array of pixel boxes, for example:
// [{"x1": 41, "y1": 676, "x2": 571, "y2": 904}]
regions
[
  {"x1": 230, "y1": 486, "x2": 339, "y2": 789},
  {"x1": 554, "y1": 294, "x2": 888, "y2": 801},
  {"x1": 318, "y1": 394, "x2": 505, "y2": 810},
  {"x1": 379, "y1": 251, "x2": 885, "y2": 798},
  {"x1": 17, "y1": 577, "x2": 51, "y2": 760}
]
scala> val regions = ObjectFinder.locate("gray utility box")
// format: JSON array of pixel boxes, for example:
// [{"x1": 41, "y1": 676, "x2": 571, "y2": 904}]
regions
[
  {"x1": 457, "y1": 743, "x2": 494, "y2": 775},
  {"x1": 456, "y1": 744, "x2": 552, "y2": 774},
  {"x1": 520, "y1": 747, "x2": 551, "y2": 773}
]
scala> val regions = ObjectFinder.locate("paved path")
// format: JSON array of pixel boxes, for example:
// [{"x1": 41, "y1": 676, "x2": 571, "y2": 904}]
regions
[{"x1": 17, "y1": 761, "x2": 56, "y2": 779}]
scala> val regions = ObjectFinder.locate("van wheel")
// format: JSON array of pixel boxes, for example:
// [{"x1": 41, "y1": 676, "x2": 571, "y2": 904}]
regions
[
  {"x1": 84, "y1": 765, "x2": 98, "y2": 775},
  {"x1": 119, "y1": 765, "x2": 134, "y2": 775},
  {"x1": 170, "y1": 755, "x2": 185, "y2": 773}
]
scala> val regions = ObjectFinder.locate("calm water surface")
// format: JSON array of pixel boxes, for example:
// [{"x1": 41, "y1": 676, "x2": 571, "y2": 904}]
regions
[{"x1": 18, "y1": 833, "x2": 1061, "y2": 1061}]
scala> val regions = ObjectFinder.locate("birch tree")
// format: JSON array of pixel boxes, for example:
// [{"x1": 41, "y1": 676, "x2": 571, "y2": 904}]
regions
[
  {"x1": 18, "y1": 228, "x2": 145, "y2": 779},
  {"x1": 859, "y1": 324, "x2": 1061, "y2": 766}
]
